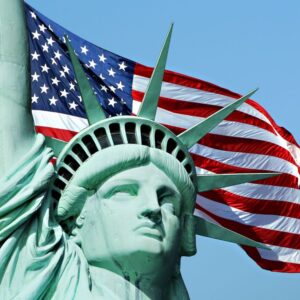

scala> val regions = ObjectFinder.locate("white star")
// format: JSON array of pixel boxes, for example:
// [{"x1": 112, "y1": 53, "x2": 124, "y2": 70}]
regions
[
  {"x1": 47, "y1": 37, "x2": 55, "y2": 46},
  {"x1": 41, "y1": 64, "x2": 50, "y2": 73},
  {"x1": 49, "y1": 96, "x2": 58, "y2": 106},
  {"x1": 118, "y1": 61, "x2": 127, "y2": 71},
  {"x1": 69, "y1": 101, "x2": 78, "y2": 110},
  {"x1": 65, "y1": 36, "x2": 72, "y2": 43},
  {"x1": 40, "y1": 84, "x2": 49, "y2": 94},
  {"x1": 69, "y1": 82, "x2": 76, "y2": 91},
  {"x1": 108, "y1": 97, "x2": 117, "y2": 107},
  {"x1": 30, "y1": 11, "x2": 37, "y2": 19},
  {"x1": 101, "y1": 85, "x2": 108, "y2": 93},
  {"x1": 31, "y1": 94, "x2": 39, "y2": 103},
  {"x1": 81, "y1": 45, "x2": 89, "y2": 55},
  {"x1": 120, "y1": 98, "x2": 126, "y2": 105},
  {"x1": 77, "y1": 95, "x2": 82, "y2": 102},
  {"x1": 32, "y1": 30, "x2": 41, "y2": 40},
  {"x1": 51, "y1": 77, "x2": 60, "y2": 86},
  {"x1": 88, "y1": 60, "x2": 97, "y2": 69},
  {"x1": 42, "y1": 43, "x2": 49, "y2": 52},
  {"x1": 108, "y1": 68, "x2": 116, "y2": 77},
  {"x1": 51, "y1": 58, "x2": 57, "y2": 65},
  {"x1": 39, "y1": 24, "x2": 47, "y2": 33},
  {"x1": 31, "y1": 72, "x2": 40, "y2": 82},
  {"x1": 63, "y1": 65, "x2": 70, "y2": 74},
  {"x1": 99, "y1": 73, "x2": 106, "y2": 80},
  {"x1": 48, "y1": 24, "x2": 54, "y2": 32},
  {"x1": 54, "y1": 50, "x2": 62, "y2": 60},
  {"x1": 60, "y1": 89, "x2": 69, "y2": 98},
  {"x1": 60, "y1": 70, "x2": 66, "y2": 78},
  {"x1": 31, "y1": 51, "x2": 40, "y2": 61},
  {"x1": 109, "y1": 85, "x2": 116, "y2": 93},
  {"x1": 116, "y1": 81, "x2": 125, "y2": 91},
  {"x1": 99, "y1": 53, "x2": 107, "y2": 63}
]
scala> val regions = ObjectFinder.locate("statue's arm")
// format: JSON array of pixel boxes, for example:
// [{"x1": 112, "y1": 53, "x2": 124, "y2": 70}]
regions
[{"x1": 0, "y1": 0, "x2": 36, "y2": 178}]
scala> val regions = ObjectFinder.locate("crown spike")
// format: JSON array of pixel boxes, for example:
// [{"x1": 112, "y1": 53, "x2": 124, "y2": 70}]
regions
[
  {"x1": 137, "y1": 24, "x2": 173, "y2": 120},
  {"x1": 194, "y1": 217, "x2": 269, "y2": 249},
  {"x1": 197, "y1": 172, "x2": 281, "y2": 192},
  {"x1": 65, "y1": 37, "x2": 106, "y2": 125},
  {"x1": 178, "y1": 88, "x2": 258, "y2": 148}
]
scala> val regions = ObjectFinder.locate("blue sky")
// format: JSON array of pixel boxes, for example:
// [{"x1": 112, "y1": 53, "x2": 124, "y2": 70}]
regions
[{"x1": 26, "y1": 1, "x2": 300, "y2": 299}]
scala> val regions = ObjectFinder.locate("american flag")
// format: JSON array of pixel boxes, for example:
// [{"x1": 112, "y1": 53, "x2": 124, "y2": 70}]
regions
[{"x1": 25, "y1": 3, "x2": 300, "y2": 272}]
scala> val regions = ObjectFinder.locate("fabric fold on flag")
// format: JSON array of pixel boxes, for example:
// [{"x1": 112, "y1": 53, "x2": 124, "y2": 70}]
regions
[{"x1": 25, "y1": 3, "x2": 300, "y2": 273}]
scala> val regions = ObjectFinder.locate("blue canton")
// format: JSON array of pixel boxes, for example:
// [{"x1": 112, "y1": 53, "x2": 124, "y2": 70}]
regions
[{"x1": 26, "y1": 4, "x2": 135, "y2": 119}]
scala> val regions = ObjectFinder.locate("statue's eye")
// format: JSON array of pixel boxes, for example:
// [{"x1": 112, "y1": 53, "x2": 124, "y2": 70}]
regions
[
  {"x1": 108, "y1": 184, "x2": 138, "y2": 198},
  {"x1": 158, "y1": 186, "x2": 181, "y2": 216},
  {"x1": 159, "y1": 193, "x2": 177, "y2": 215}
]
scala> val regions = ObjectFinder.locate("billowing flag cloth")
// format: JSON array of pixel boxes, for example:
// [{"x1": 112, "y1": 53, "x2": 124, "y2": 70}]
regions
[{"x1": 25, "y1": 3, "x2": 300, "y2": 272}]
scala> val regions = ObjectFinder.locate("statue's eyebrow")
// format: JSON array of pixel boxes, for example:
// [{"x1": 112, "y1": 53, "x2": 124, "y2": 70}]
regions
[{"x1": 100, "y1": 180, "x2": 139, "y2": 198}]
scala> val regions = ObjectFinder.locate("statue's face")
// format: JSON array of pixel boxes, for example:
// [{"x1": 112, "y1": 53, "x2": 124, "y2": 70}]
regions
[{"x1": 78, "y1": 162, "x2": 182, "y2": 277}]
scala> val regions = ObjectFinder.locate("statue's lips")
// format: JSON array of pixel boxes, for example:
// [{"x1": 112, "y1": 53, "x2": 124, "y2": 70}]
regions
[{"x1": 134, "y1": 222, "x2": 163, "y2": 241}]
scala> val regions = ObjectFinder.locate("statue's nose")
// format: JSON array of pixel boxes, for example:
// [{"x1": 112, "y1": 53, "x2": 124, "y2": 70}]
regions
[
  {"x1": 141, "y1": 208, "x2": 162, "y2": 224},
  {"x1": 138, "y1": 188, "x2": 162, "y2": 223}
]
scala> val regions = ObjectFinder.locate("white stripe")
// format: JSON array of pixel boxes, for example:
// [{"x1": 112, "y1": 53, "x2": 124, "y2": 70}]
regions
[
  {"x1": 195, "y1": 167, "x2": 300, "y2": 204},
  {"x1": 32, "y1": 110, "x2": 88, "y2": 132},
  {"x1": 196, "y1": 195, "x2": 300, "y2": 235},
  {"x1": 288, "y1": 141, "x2": 300, "y2": 166},
  {"x1": 258, "y1": 246, "x2": 300, "y2": 264},
  {"x1": 133, "y1": 75, "x2": 271, "y2": 124},
  {"x1": 191, "y1": 143, "x2": 299, "y2": 177},
  {"x1": 193, "y1": 209, "x2": 217, "y2": 224},
  {"x1": 132, "y1": 100, "x2": 296, "y2": 156},
  {"x1": 224, "y1": 184, "x2": 300, "y2": 204}
]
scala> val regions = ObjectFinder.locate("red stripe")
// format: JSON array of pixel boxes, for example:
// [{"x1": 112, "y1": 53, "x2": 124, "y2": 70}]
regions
[
  {"x1": 134, "y1": 63, "x2": 300, "y2": 148},
  {"x1": 200, "y1": 133, "x2": 299, "y2": 169},
  {"x1": 242, "y1": 246, "x2": 300, "y2": 273},
  {"x1": 134, "y1": 63, "x2": 243, "y2": 99},
  {"x1": 35, "y1": 126, "x2": 77, "y2": 142},
  {"x1": 159, "y1": 123, "x2": 299, "y2": 180},
  {"x1": 195, "y1": 204, "x2": 300, "y2": 249},
  {"x1": 133, "y1": 90, "x2": 278, "y2": 136},
  {"x1": 164, "y1": 124, "x2": 299, "y2": 170},
  {"x1": 247, "y1": 99, "x2": 300, "y2": 148},
  {"x1": 200, "y1": 190, "x2": 300, "y2": 219}
]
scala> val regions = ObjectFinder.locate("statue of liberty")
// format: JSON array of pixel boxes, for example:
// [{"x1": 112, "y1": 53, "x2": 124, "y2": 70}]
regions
[{"x1": 0, "y1": 0, "x2": 276, "y2": 299}]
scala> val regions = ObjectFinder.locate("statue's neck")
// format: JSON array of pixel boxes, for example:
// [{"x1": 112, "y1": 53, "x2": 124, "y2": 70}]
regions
[{"x1": 89, "y1": 265, "x2": 165, "y2": 300}]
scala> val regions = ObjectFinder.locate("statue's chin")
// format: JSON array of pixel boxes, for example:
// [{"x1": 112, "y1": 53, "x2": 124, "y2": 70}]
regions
[{"x1": 89, "y1": 242, "x2": 177, "y2": 284}]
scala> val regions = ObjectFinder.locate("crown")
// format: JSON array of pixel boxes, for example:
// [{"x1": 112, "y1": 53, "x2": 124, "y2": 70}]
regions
[{"x1": 46, "y1": 25, "x2": 278, "y2": 248}]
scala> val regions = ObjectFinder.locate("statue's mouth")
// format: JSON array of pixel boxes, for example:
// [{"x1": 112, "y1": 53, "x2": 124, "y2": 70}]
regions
[{"x1": 134, "y1": 222, "x2": 163, "y2": 241}]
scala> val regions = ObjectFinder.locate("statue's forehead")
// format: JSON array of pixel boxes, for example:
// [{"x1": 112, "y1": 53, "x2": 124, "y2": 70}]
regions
[{"x1": 99, "y1": 163, "x2": 179, "y2": 191}]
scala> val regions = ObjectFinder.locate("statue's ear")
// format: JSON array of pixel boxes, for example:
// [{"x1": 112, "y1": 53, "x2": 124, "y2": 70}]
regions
[
  {"x1": 68, "y1": 210, "x2": 87, "y2": 246},
  {"x1": 69, "y1": 227, "x2": 82, "y2": 246},
  {"x1": 180, "y1": 213, "x2": 197, "y2": 257}
]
